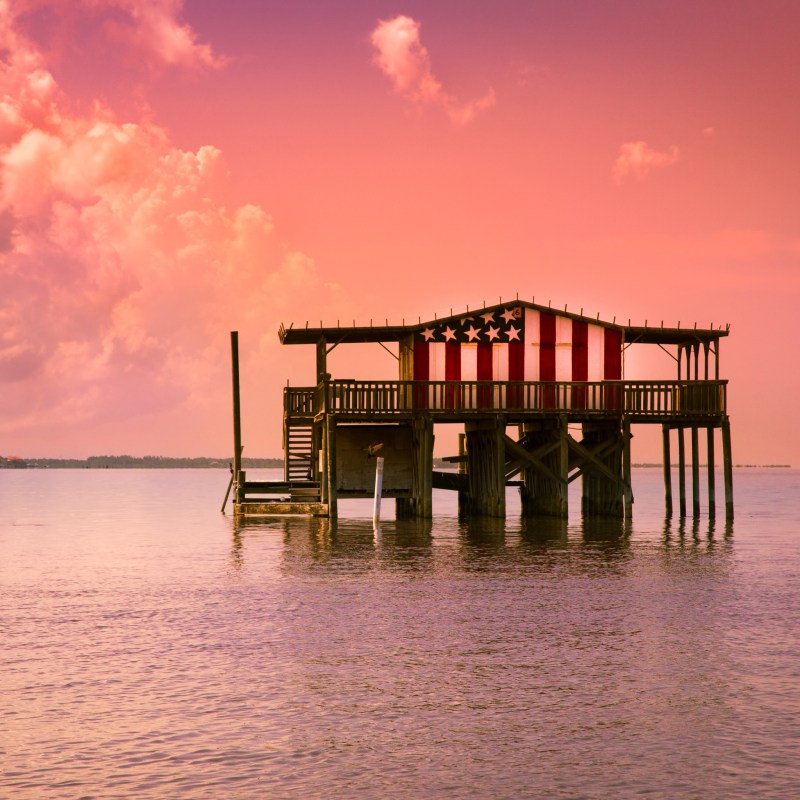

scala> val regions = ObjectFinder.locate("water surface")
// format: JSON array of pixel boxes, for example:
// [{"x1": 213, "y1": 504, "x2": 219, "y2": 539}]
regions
[{"x1": 2, "y1": 469, "x2": 799, "y2": 798}]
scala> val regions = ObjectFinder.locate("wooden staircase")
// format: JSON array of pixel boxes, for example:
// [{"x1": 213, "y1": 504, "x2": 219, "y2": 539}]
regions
[{"x1": 285, "y1": 423, "x2": 314, "y2": 481}]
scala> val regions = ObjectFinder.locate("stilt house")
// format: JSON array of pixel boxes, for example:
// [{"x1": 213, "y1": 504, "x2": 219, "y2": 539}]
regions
[{"x1": 230, "y1": 299, "x2": 732, "y2": 520}]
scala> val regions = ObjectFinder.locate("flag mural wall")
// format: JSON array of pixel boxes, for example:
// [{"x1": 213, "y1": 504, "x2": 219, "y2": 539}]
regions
[{"x1": 412, "y1": 305, "x2": 623, "y2": 409}]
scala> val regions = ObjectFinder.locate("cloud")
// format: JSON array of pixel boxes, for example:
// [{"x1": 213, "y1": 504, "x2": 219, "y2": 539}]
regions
[
  {"x1": 613, "y1": 140, "x2": 679, "y2": 183},
  {"x1": 13, "y1": 0, "x2": 223, "y2": 69},
  {"x1": 370, "y1": 15, "x2": 495, "y2": 126},
  {"x1": 0, "y1": 9, "x2": 338, "y2": 450}
]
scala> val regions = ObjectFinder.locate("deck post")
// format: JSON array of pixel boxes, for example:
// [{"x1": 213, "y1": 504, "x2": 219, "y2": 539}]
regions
[
  {"x1": 465, "y1": 417, "x2": 506, "y2": 517},
  {"x1": 678, "y1": 426, "x2": 687, "y2": 517},
  {"x1": 721, "y1": 416, "x2": 734, "y2": 521},
  {"x1": 707, "y1": 426, "x2": 716, "y2": 518},
  {"x1": 519, "y1": 418, "x2": 569, "y2": 518},
  {"x1": 622, "y1": 416, "x2": 633, "y2": 520},
  {"x1": 316, "y1": 337, "x2": 327, "y2": 383},
  {"x1": 691, "y1": 426, "x2": 701, "y2": 517},
  {"x1": 580, "y1": 419, "x2": 624, "y2": 517},
  {"x1": 662, "y1": 424, "x2": 673, "y2": 516},
  {"x1": 457, "y1": 432, "x2": 469, "y2": 516},
  {"x1": 325, "y1": 414, "x2": 338, "y2": 518}
]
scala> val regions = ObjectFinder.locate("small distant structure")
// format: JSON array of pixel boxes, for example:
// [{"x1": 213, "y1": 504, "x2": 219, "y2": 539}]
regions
[{"x1": 228, "y1": 299, "x2": 732, "y2": 521}]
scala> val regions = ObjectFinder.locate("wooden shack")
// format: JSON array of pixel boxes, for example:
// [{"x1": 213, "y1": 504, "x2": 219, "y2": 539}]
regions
[{"x1": 230, "y1": 299, "x2": 732, "y2": 521}]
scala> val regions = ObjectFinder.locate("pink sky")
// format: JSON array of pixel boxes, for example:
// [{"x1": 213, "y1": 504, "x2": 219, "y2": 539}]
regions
[{"x1": 1, "y1": 0, "x2": 798, "y2": 462}]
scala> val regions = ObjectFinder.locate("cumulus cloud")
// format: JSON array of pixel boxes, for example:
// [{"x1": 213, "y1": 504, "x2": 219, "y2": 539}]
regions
[
  {"x1": 13, "y1": 0, "x2": 223, "y2": 69},
  {"x1": 370, "y1": 15, "x2": 495, "y2": 126},
  {"x1": 0, "y1": 8, "x2": 337, "y2": 450},
  {"x1": 613, "y1": 140, "x2": 679, "y2": 184}
]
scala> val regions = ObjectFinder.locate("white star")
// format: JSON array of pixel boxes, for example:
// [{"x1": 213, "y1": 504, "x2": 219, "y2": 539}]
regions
[
  {"x1": 481, "y1": 311, "x2": 495, "y2": 324},
  {"x1": 442, "y1": 326, "x2": 456, "y2": 341},
  {"x1": 422, "y1": 327, "x2": 436, "y2": 341},
  {"x1": 501, "y1": 308, "x2": 516, "y2": 323},
  {"x1": 464, "y1": 324, "x2": 481, "y2": 342},
  {"x1": 506, "y1": 325, "x2": 521, "y2": 341},
  {"x1": 486, "y1": 325, "x2": 500, "y2": 341},
  {"x1": 460, "y1": 316, "x2": 473, "y2": 326}
]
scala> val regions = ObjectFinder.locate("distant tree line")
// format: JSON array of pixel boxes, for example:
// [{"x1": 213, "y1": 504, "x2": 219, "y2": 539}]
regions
[{"x1": 24, "y1": 456, "x2": 283, "y2": 469}]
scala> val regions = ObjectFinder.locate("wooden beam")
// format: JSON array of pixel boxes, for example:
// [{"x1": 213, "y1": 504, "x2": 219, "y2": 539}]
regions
[
  {"x1": 566, "y1": 434, "x2": 630, "y2": 493},
  {"x1": 502, "y1": 434, "x2": 565, "y2": 485}
]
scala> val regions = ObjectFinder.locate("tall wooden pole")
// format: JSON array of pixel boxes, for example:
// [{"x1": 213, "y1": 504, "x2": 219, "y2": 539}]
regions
[
  {"x1": 231, "y1": 331, "x2": 242, "y2": 496},
  {"x1": 678, "y1": 426, "x2": 686, "y2": 517},
  {"x1": 662, "y1": 424, "x2": 673, "y2": 516},
  {"x1": 722, "y1": 417, "x2": 734, "y2": 521},
  {"x1": 707, "y1": 426, "x2": 716, "y2": 518},
  {"x1": 691, "y1": 426, "x2": 700, "y2": 517},
  {"x1": 622, "y1": 416, "x2": 633, "y2": 520}
]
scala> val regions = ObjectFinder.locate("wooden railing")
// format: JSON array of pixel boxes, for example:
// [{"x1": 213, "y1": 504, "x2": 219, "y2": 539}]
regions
[{"x1": 285, "y1": 380, "x2": 727, "y2": 419}]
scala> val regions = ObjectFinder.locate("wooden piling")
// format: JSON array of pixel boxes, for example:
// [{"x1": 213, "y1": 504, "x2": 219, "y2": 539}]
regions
[
  {"x1": 231, "y1": 331, "x2": 243, "y2": 500},
  {"x1": 325, "y1": 414, "x2": 338, "y2": 518},
  {"x1": 678, "y1": 426, "x2": 686, "y2": 517},
  {"x1": 721, "y1": 416, "x2": 734, "y2": 521},
  {"x1": 662, "y1": 424, "x2": 673, "y2": 516},
  {"x1": 457, "y1": 432, "x2": 469, "y2": 516},
  {"x1": 691, "y1": 426, "x2": 701, "y2": 517},
  {"x1": 622, "y1": 416, "x2": 633, "y2": 520},
  {"x1": 465, "y1": 417, "x2": 506, "y2": 517},
  {"x1": 519, "y1": 418, "x2": 569, "y2": 518},
  {"x1": 707, "y1": 426, "x2": 716, "y2": 518},
  {"x1": 580, "y1": 419, "x2": 625, "y2": 517}
]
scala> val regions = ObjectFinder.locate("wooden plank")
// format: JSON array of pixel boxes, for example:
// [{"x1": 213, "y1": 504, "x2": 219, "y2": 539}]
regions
[
  {"x1": 234, "y1": 501, "x2": 328, "y2": 517},
  {"x1": 502, "y1": 434, "x2": 565, "y2": 485}
]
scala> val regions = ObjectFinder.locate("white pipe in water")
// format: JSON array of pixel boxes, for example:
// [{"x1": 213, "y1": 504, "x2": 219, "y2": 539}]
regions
[{"x1": 373, "y1": 456, "x2": 384, "y2": 526}]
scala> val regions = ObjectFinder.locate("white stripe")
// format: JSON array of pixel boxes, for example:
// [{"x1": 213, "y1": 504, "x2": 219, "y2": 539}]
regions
[
  {"x1": 524, "y1": 308, "x2": 540, "y2": 381},
  {"x1": 555, "y1": 316, "x2": 572, "y2": 381}
]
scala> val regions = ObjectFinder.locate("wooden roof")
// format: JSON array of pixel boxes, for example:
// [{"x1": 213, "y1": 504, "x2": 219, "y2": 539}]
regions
[{"x1": 278, "y1": 301, "x2": 729, "y2": 346}]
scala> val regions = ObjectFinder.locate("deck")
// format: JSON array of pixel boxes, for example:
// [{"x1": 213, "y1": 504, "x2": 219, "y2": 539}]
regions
[{"x1": 285, "y1": 379, "x2": 727, "y2": 424}]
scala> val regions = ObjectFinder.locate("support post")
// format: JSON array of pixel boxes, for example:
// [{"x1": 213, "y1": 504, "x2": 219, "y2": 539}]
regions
[
  {"x1": 580, "y1": 419, "x2": 624, "y2": 517},
  {"x1": 519, "y1": 418, "x2": 569, "y2": 518},
  {"x1": 622, "y1": 416, "x2": 633, "y2": 520},
  {"x1": 691, "y1": 426, "x2": 701, "y2": 517},
  {"x1": 465, "y1": 417, "x2": 506, "y2": 518},
  {"x1": 457, "y1": 432, "x2": 469, "y2": 516},
  {"x1": 662, "y1": 424, "x2": 673, "y2": 516},
  {"x1": 678, "y1": 426, "x2": 686, "y2": 517},
  {"x1": 326, "y1": 415, "x2": 338, "y2": 518},
  {"x1": 707, "y1": 426, "x2": 716, "y2": 518},
  {"x1": 721, "y1": 416, "x2": 734, "y2": 521}
]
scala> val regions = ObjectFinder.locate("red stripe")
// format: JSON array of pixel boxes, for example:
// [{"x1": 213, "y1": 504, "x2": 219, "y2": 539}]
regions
[
  {"x1": 413, "y1": 341, "x2": 429, "y2": 409},
  {"x1": 539, "y1": 312, "x2": 556, "y2": 380},
  {"x1": 540, "y1": 313, "x2": 556, "y2": 408},
  {"x1": 477, "y1": 342, "x2": 492, "y2": 408},
  {"x1": 508, "y1": 341, "x2": 524, "y2": 409},
  {"x1": 445, "y1": 341, "x2": 460, "y2": 408},
  {"x1": 477, "y1": 342, "x2": 493, "y2": 380},
  {"x1": 572, "y1": 320, "x2": 588, "y2": 408},
  {"x1": 603, "y1": 329, "x2": 622, "y2": 379},
  {"x1": 572, "y1": 320, "x2": 588, "y2": 381}
]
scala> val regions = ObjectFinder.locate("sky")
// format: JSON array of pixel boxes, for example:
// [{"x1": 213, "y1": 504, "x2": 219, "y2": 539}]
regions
[{"x1": 1, "y1": 0, "x2": 798, "y2": 463}]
